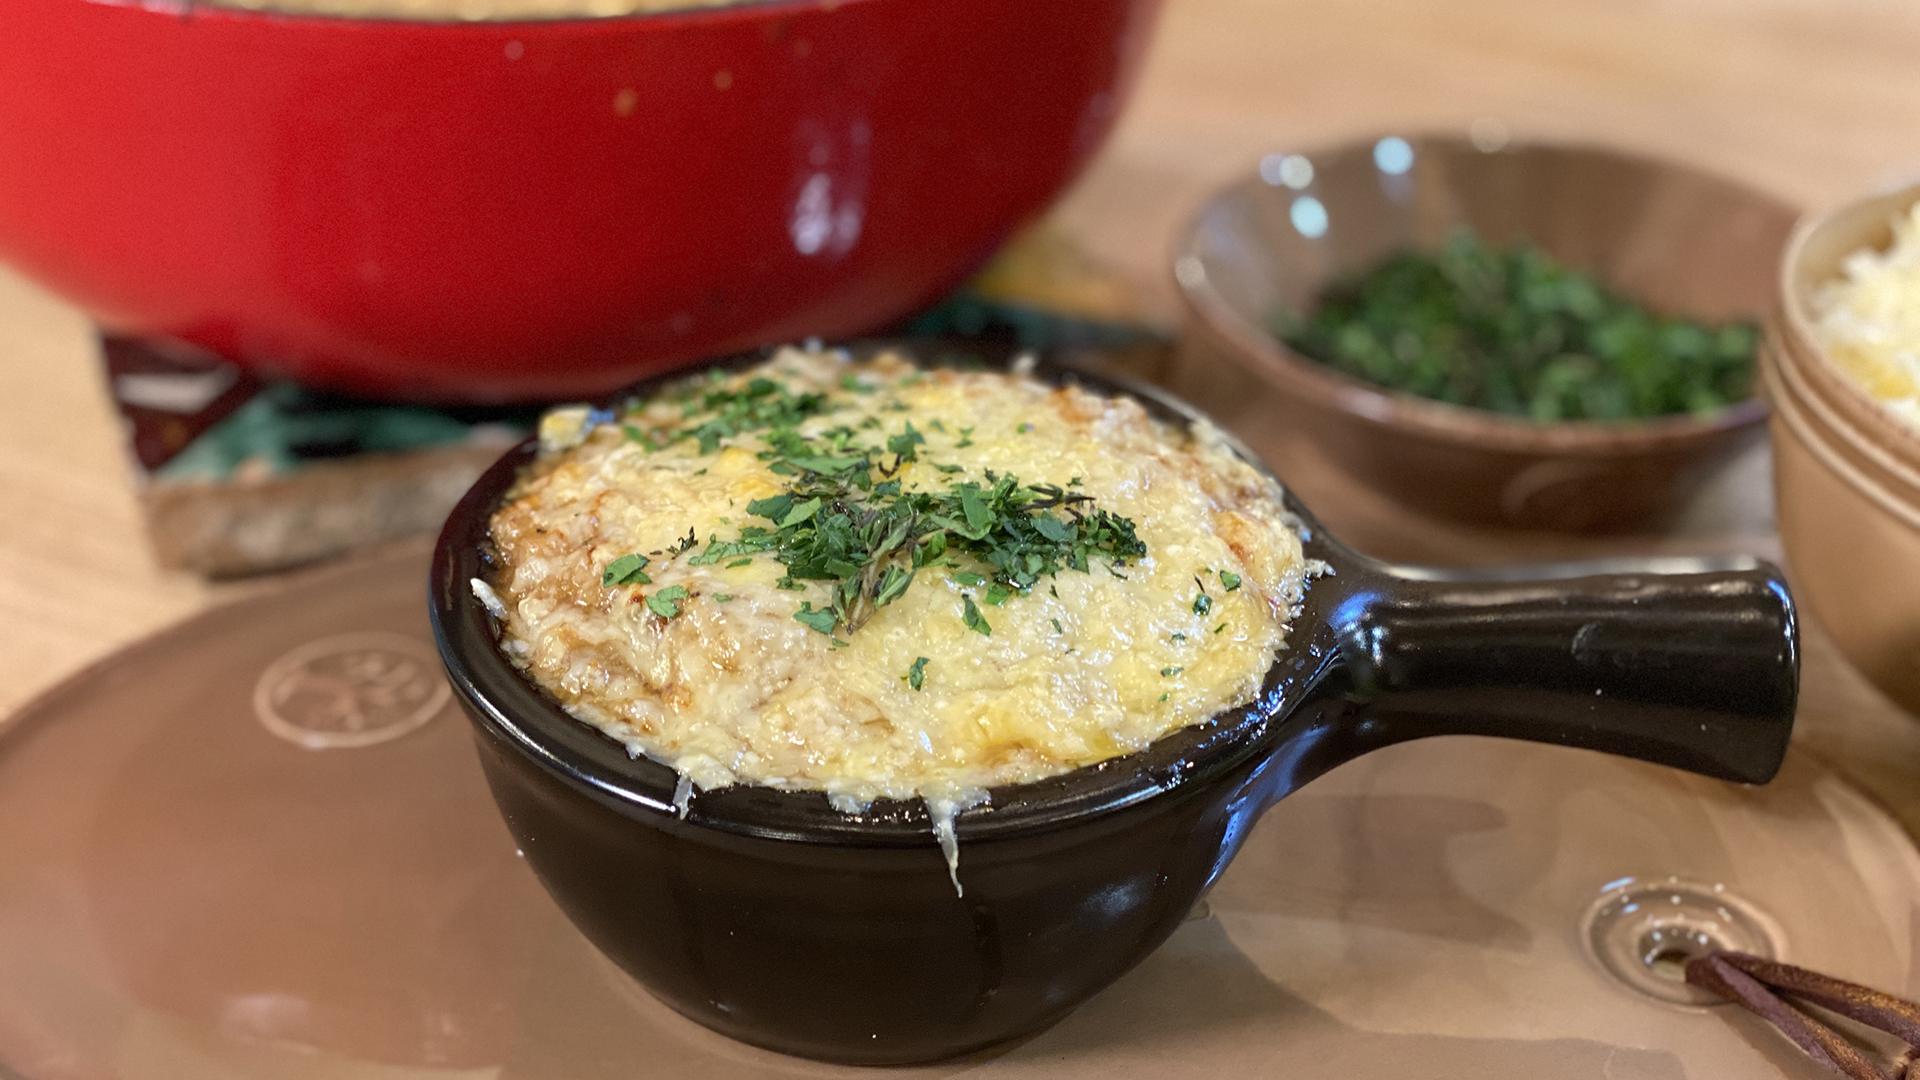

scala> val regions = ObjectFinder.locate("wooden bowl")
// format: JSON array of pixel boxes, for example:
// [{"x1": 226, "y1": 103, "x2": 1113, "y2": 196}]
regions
[
  {"x1": 1767, "y1": 181, "x2": 1920, "y2": 717},
  {"x1": 1169, "y1": 135, "x2": 1796, "y2": 532}
]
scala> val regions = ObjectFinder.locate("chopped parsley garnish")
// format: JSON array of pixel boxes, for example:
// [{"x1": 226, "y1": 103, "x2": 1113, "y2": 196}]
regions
[
  {"x1": 1214, "y1": 622, "x2": 1227, "y2": 634},
  {"x1": 961, "y1": 594, "x2": 992, "y2": 636},
  {"x1": 726, "y1": 557, "x2": 754, "y2": 568},
  {"x1": 778, "y1": 497, "x2": 822, "y2": 528},
  {"x1": 868, "y1": 565, "x2": 908, "y2": 607},
  {"x1": 688, "y1": 536, "x2": 772, "y2": 565},
  {"x1": 714, "y1": 593, "x2": 735, "y2": 602},
  {"x1": 602, "y1": 553, "x2": 651, "y2": 586},
  {"x1": 1161, "y1": 666, "x2": 1184, "y2": 677},
  {"x1": 622, "y1": 424, "x2": 659, "y2": 451},
  {"x1": 646, "y1": 585, "x2": 689, "y2": 619},
  {"x1": 663, "y1": 376, "x2": 834, "y2": 454},
  {"x1": 1171, "y1": 632, "x2": 1188, "y2": 642},
  {"x1": 785, "y1": 452, "x2": 864, "y2": 476},
  {"x1": 906, "y1": 656, "x2": 929, "y2": 691},
  {"x1": 1220, "y1": 570, "x2": 1242, "y2": 591},
  {"x1": 1031, "y1": 514, "x2": 1071, "y2": 543},
  {"x1": 1193, "y1": 592, "x2": 1213, "y2": 616},
  {"x1": 703, "y1": 468, "x2": 1144, "y2": 636},
  {"x1": 607, "y1": 366, "x2": 1148, "y2": 639},
  {"x1": 1275, "y1": 230, "x2": 1758, "y2": 421},
  {"x1": 959, "y1": 486, "x2": 992, "y2": 534},
  {"x1": 1051, "y1": 618, "x2": 1065, "y2": 634},
  {"x1": 793, "y1": 602, "x2": 837, "y2": 634},
  {"x1": 886, "y1": 421, "x2": 925, "y2": 462}
]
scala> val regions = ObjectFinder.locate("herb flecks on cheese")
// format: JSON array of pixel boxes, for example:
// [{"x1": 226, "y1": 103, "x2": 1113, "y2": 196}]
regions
[{"x1": 484, "y1": 346, "x2": 1311, "y2": 811}]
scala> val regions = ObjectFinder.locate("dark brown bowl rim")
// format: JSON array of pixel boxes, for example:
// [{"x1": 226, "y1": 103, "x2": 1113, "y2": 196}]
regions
[
  {"x1": 429, "y1": 344, "x2": 1352, "y2": 848},
  {"x1": 1172, "y1": 132, "x2": 1788, "y2": 455}
]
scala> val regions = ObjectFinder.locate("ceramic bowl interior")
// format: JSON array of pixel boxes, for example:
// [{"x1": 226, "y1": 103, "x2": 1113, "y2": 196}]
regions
[{"x1": 1171, "y1": 134, "x2": 1799, "y2": 530}]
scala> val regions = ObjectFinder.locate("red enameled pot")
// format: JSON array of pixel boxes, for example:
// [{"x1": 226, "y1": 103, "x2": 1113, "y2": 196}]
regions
[{"x1": 0, "y1": 0, "x2": 1159, "y2": 401}]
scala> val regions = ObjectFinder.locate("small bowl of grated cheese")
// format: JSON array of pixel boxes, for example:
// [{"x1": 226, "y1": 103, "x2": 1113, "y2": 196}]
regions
[
  {"x1": 1769, "y1": 181, "x2": 1920, "y2": 716},
  {"x1": 1806, "y1": 201, "x2": 1920, "y2": 429}
]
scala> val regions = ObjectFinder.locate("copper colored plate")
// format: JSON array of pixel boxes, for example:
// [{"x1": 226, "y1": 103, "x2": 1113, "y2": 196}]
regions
[{"x1": 2, "y1": 544, "x2": 1916, "y2": 1079}]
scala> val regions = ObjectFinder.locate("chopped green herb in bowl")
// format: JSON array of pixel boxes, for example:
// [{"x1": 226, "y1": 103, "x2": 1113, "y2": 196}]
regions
[
  {"x1": 1173, "y1": 135, "x2": 1794, "y2": 530},
  {"x1": 1273, "y1": 231, "x2": 1758, "y2": 423}
]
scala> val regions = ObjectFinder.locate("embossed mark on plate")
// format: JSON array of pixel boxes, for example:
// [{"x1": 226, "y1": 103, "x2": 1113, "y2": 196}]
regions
[{"x1": 253, "y1": 632, "x2": 450, "y2": 750}]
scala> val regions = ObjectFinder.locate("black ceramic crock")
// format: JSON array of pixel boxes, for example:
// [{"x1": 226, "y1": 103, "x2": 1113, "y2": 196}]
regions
[{"x1": 428, "y1": 346, "x2": 1798, "y2": 1066}]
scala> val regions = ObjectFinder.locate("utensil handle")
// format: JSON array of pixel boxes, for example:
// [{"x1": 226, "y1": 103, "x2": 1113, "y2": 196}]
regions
[{"x1": 1329, "y1": 557, "x2": 1798, "y2": 783}]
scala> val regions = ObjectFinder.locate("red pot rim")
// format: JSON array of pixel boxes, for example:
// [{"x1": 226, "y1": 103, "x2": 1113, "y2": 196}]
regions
[{"x1": 145, "y1": 0, "x2": 839, "y2": 30}]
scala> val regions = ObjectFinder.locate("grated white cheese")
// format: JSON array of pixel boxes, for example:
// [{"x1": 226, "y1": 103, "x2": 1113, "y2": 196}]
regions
[
  {"x1": 1809, "y1": 202, "x2": 1920, "y2": 431},
  {"x1": 468, "y1": 577, "x2": 508, "y2": 620}
]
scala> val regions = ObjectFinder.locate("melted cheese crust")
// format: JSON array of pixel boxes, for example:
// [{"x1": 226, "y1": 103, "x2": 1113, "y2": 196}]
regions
[{"x1": 486, "y1": 347, "x2": 1311, "y2": 809}]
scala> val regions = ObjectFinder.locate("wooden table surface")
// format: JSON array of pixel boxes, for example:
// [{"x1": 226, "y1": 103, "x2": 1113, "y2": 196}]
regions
[{"x1": 0, "y1": 0, "x2": 1915, "y2": 823}]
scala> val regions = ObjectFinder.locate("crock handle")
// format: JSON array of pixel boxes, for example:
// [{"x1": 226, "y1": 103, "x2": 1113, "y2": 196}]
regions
[{"x1": 1328, "y1": 557, "x2": 1799, "y2": 784}]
